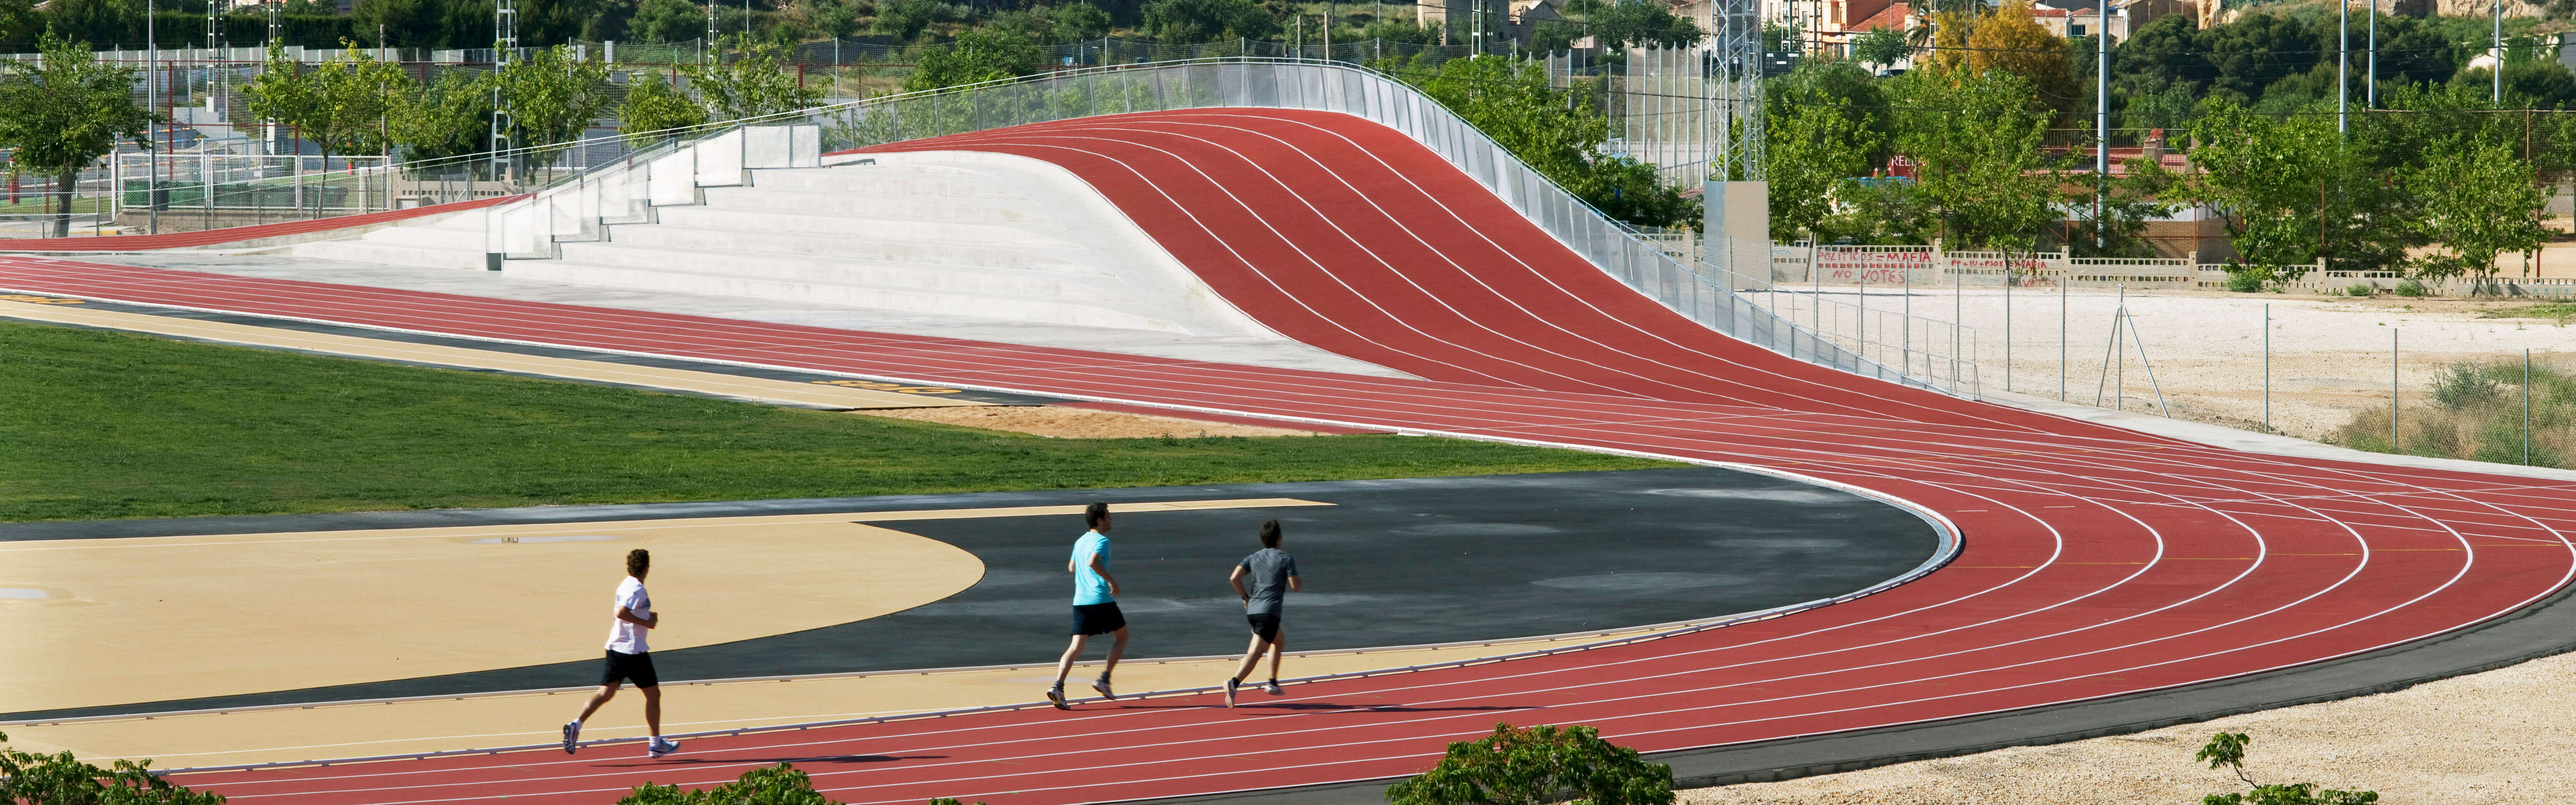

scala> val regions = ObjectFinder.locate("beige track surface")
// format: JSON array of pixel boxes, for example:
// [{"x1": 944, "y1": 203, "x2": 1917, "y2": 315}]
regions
[
  {"x1": 0, "y1": 299, "x2": 982, "y2": 409},
  {"x1": 0, "y1": 624, "x2": 1652, "y2": 770},
  {"x1": 0, "y1": 499, "x2": 1325, "y2": 719}
]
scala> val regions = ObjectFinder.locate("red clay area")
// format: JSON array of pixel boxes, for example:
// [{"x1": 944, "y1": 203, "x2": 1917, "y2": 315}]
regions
[
  {"x1": 0, "y1": 194, "x2": 519, "y2": 252},
  {"x1": 0, "y1": 109, "x2": 2566, "y2": 805}
]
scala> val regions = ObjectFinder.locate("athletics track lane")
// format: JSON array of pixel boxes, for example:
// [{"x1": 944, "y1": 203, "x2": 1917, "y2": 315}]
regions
[
  {"x1": 7, "y1": 108, "x2": 2574, "y2": 802},
  {"x1": 2, "y1": 255, "x2": 2569, "y2": 805}
]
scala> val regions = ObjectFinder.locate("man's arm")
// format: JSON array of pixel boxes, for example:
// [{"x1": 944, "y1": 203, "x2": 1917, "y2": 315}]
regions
[
  {"x1": 1228, "y1": 564, "x2": 1250, "y2": 603},
  {"x1": 1288, "y1": 573, "x2": 1304, "y2": 593},
  {"x1": 1088, "y1": 552, "x2": 1120, "y2": 596},
  {"x1": 615, "y1": 605, "x2": 659, "y2": 629}
]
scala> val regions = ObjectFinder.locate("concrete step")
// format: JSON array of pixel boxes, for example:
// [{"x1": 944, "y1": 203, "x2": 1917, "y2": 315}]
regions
[
  {"x1": 552, "y1": 241, "x2": 1129, "y2": 301},
  {"x1": 296, "y1": 240, "x2": 490, "y2": 270},
  {"x1": 748, "y1": 168, "x2": 1023, "y2": 199},
  {"x1": 700, "y1": 187, "x2": 1039, "y2": 223},
  {"x1": 506, "y1": 260, "x2": 1184, "y2": 332},
  {"x1": 650, "y1": 205, "x2": 1077, "y2": 249},
  {"x1": 602, "y1": 224, "x2": 1092, "y2": 272}
]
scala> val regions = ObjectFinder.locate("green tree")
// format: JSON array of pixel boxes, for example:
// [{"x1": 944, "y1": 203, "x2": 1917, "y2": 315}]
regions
[
  {"x1": 0, "y1": 731, "x2": 225, "y2": 805},
  {"x1": 0, "y1": 0, "x2": 41, "y2": 46},
  {"x1": 1384, "y1": 723, "x2": 1674, "y2": 805},
  {"x1": 1050, "y1": 2, "x2": 1113, "y2": 41},
  {"x1": 618, "y1": 71, "x2": 710, "y2": 147},
  {"x1": 872, "y1": 0, "x2": 950, "y2": 41},
  {"x1": 1403, "y1": 55, "x2": 1695, "y2": 227},
  {"x1": 1531, "y1": 19, "x2": 1582, "y2": 52},
  {"x1": 391, "y1": 68, "x2": 496, "y2": 163},
  {"x1": 628, "y1": 0, "x2": 706, "y2": 43},
  {"x1": 2187, "y1": 99, "x2": 2408, "y2": 275},
  {"x1": 1559, "y1": 0, "x2": 1702, "y2": 51},
  {"x1": 681, "y1": 41, "x2": 824, "y2": 119},
  {"x1": 2196, "y1": 731, "x2": 2379, "y2": 805},
  {"x1": 2407, "y1": 140, "x2": 2551, "y2": 281},
  {"x1": 812, "y1": 0, "x2": 862, "y2": 38},
  {"x1": 499, "y1": 44, "x2": 616, "y2": 151},
  {"x1": 1849, "y1": 26, "x2": 1908, "y2": 73},
  {"x1": 313, "y1": 41, "x2": 415, "y2": 161},
  {"x1": 1764, "y1": 61, "x2": 1887, "y2": 241},
  {"x1": 1139, "y1": 0, "x2": 1275, "y2": 43},
  {"x1": 0, "y1": 33, "x2": 157, "y2": 237},
  {"x1": 1886, "y1": 70, "x2": 2060, "y2": 250},
  {"x1": 2067, "y1": 157, "x2": 2181, "y2": 257},
  {"x1": 903, "y1": 26, "x2": 1042, "y2": 92}
]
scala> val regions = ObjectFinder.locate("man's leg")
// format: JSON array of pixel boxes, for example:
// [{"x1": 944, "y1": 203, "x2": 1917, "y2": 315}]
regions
[
  {"x1": 1102, "y1": 627, "x2": 1131, "y2": 678},
  {"x1": 574, "y1": 684, "x2": 618, "y2": 722},
  {"x1": 1229, "y1": 634, "x2": 1272, "y2": 683},
  {"x1": 640, "y1": 685, "x2": 662, "y2": 736},
  {"x1": 1052, "y1": 634, "x2": 1090, "y2": 685},
  {"x1": 1266, "y1": 629, "x2": 1286, "y2": 685}
]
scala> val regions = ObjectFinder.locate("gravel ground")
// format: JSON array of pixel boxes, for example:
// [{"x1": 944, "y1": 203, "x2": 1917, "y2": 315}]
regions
[
  {"x1": 1682, "y1": 649, "x2": 2576, "y2": 804},
  {"x1": 1762, "y1": 289, "x2": 2573, "y2": 442},
  {"x1": 852, "y1": 404, "x2": 1333, "y2": 438}
]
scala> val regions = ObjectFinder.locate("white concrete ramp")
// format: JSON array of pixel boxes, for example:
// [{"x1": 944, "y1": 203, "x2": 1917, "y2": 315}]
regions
[{"x1": 290, "y1": 209, "x2": 491, "y2": 271}]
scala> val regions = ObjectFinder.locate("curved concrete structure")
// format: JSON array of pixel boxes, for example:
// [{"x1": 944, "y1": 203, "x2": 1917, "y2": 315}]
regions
[{"x1": 0, "y1": 106, "x2": 2569, "y2": 804}]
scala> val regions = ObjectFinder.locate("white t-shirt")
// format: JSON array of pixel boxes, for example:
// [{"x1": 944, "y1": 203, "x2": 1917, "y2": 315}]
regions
[{"x1": 605, "y1": 576, "x2": 652, "y2": 654}]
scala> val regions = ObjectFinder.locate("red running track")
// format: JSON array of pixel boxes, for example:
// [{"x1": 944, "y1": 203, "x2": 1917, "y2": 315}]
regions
[
  {"x1": 0, "y1": 108, "x2": 2568, "y2": 804},
  {"x1": 0, "y1": 195, "x2": 520, "y2": 253}
]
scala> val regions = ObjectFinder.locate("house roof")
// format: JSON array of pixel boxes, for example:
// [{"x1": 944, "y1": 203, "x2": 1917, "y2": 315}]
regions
[{"x1": 1850, "y1": 2, "x2": 1911, "y2": 31}]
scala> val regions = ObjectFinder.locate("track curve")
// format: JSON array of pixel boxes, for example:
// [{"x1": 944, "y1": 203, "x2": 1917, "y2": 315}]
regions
[{"x1": 2, "y1": 108, "x2": 2571, "y2": 805}]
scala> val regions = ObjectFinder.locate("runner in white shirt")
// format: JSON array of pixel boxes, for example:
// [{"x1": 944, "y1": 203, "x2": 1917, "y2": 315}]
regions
[{"x1": 562, "y1": 549, "x2": 680, "y2": 758}]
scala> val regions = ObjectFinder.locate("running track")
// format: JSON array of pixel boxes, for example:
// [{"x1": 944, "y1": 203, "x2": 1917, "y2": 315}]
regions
[{"x1": 3, "y1": 108, "x2": 2572, "y2": 804}]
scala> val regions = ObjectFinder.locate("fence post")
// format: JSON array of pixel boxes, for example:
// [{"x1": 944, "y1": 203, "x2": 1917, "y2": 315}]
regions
[
  {"x1": 2391, "y1": 329, "x2": 2400, "y2": 450},
  {"x1": 2526, "y1": 348, "x2": 2533, "y2": 466}
]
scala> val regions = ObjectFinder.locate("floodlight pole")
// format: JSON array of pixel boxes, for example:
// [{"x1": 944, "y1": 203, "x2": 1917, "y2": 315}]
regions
[
  {"x1": 2367, "y1": 0, "x2": 2376, "y2": 108},
  {"x1": 148, "y1": 0, "x2": 159, "y2": 235},
  {"x1": 492, "y1": 0, "x2": 516, "y2": 183},
  {"x1": 2094, "y1": 0, "x2": 2107, "y2": 252},
  {"x1": 2337, "y1": 0, "x2": 2347, "y2": 134},
  {"x1": 2493, "y1": 0, "x2": 2503, "y2": 104}
]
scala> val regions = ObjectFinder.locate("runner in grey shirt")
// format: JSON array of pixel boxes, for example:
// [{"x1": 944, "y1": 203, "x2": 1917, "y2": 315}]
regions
[{"x1": 1223, "y1": 519, "x2": 1302, "y2": 707}]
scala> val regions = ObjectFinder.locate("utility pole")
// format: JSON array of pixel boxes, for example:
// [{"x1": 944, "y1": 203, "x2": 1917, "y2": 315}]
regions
[
  {"x1": 492, "y1": 0, "x2": 516, "y2": 184},
  {"x1": 705, "y1": 1, "x2": 717, "y2": 60},
  {"x1": 2367, "y1": 0, "x2": 2376, "y2": 108},
  {"x1": 148, "y1": 0, "x2": 158, "y2": 234},
  {"x1": 2337, "y1": 0, "x2": 2347, "y2": 134},
  {"x1": 2094, "y1": 0, "x2": 2107, "y2": 252},
  {"x1": 2492, "y1": 0, "x2": 2503, "y2": 105}
]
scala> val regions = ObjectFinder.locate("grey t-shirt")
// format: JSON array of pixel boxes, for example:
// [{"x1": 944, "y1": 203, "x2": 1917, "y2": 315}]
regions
[{"x1": 1238, "y1": 548, "x2": 1299, "y2": 615}]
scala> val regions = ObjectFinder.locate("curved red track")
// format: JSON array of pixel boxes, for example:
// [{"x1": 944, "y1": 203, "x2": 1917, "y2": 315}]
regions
[{"x1": 5, "y1": 109, "x2": 2572, "y2": 804}]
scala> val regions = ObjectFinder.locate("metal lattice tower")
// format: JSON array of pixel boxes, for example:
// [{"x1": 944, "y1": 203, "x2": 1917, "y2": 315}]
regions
[
  {"x1": 206, "y1": 0, "x2": 219, "y2": 50},
  {"x1": 265, "y1": 2, "x2": 279, "y2": 45},
  {"x1": 1711, "y1": 0, "x2": 1762, "y2": 181},
  {"x1": 491, "y1": 0, "x2": 517, "y2": 178}
]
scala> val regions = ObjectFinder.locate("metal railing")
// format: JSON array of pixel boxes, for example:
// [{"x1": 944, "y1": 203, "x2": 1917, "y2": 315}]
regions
[{"x1": 484, "y1": 57, "x2": 1958, "y2": 398}]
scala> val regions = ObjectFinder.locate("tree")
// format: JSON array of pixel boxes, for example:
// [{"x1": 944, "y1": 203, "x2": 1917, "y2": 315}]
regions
[
  {"x1": 681, "y1": 41, "x2": 823, "y2": 119},
  {"x1": 0, "y1": 0, "x2": 41, "y2": 46},
  {"x1": 1403, "y1": 55, "x2": 1696, "y2": 228},
  {"x1": 2186, "y1": 99, "x2": 2410, "y2": 275},
  {"x1": 1886, "y1": 70, "x2": 2060, "y2": 250},
  {"x1": 0, "y1": 33, "x2": 157, "y2": 237},
  {"x1": 1139, "y1": 0, "x2": 1275, "y2": 43},
  {"x1": 2407, "y1": 139, "x2": 2550, "y2": 282},
  {"x1": 812, "y1": 0, "x2": 862, "y2": 38},
  {"x1": 1384, "y1": 723, "x2": 1674, "y2": 805},
  {"x1": 0, "y1": 731, "x2": 224, "y2": 805},
  {"x1": 499, "y1": 44, "x2": 615, "y2": 153},
  {"x1": 1560, "y1": 0, "x2": 1702, "y2": 51},
  {"x1": 1765, "y1": 60, "x2": 1889, "y2": 241},
  {"x1": 1962, "y1": 1, "x2": 2076, "y2": 122},
  {"x1": 1531, "y1": 19, "x2": 1582, "y2": 52},
  {"x1": 618, "y1": 71, "x2": 709, "y2": 147},
  {"x1": 308, "y1": 41, "x2": 415, "y2": 161},
  {"x1": 2067, "y1": 156, "x2": 2181, "y2": 257},
  {"x1": 1849, "y1": 26, "x2": 1908, "y2": 73},
  {"x1": 627, "y1": 0, "x2": 705, "y2": 43},
  {"x1": 1050, "y1": 2, "x2": 1113, "y2": 41},
  {"x1": 2195, "y1": 731, "x2": 2379, "y2": 805},
  {"x1": 903, "y1": 26, "x2": 1041, "y2": 92},
  {"x1": 872, "y1": 0, "x2": 951, "y2": 41},
  {"x1": 392, "y1": 68, "x2": 496, "y2": 163},
  {"x1": 2196, "y1": 12, "x2": 2323, "y2": 107}
]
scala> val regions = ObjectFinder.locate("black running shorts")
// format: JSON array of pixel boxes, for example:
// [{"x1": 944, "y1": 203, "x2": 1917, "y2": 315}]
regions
[
  {"x1": 1070, "y1": 601, "x2": 1127, "y2": 636},
  {"x1": 601, "y1": 649, "x2": 660, "y2": 689},
  {"x1": 1247, "y1": 612, "x2": 1281, "y2": 642}
]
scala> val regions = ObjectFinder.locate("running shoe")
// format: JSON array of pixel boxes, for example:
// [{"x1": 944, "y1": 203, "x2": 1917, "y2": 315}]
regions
[
  {"x1": 1264, "y1": 680, "x2": 1285, "y2": 696},
  {"x1": 1046, "y1": 684, "x2": 1069, "y2": 710},
  {"x1": 1224, "y1": 678, "x2": 1240, "y2": 709},
  {"x1": 1092, "y1": 675, "x2": 1117, "y2": 701},
  {"x1": 646, "y1": 736, "x2": 681, "y2": 758},
  {"x1": 560, "y1": 721, "x2": 580, "y2": 754}
]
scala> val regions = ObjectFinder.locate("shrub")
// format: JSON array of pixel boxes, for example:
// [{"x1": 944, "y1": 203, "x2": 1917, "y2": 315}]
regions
[
  {"x1": 2223, "y1": 265, "x2": 2270, "y2": 293},
  {"x1": 2345, "y1": 283, "x2": 2374, "y2": 297},
  {"x1": 1385, "y1": 723, "x2": 1673, "y2": 805},
  {"x1": 619, "y1": 765, "x2": 986, "y2": 805},
  {"x1": 0, "y1": 731, "x2": 224, "y2": 805},
  {"x1": 2196, "y1": 731, "x2": 2377, "y2": 805},
  {"x1": 2394, "y1": 279, "x2": 2428, "y2": 297}
]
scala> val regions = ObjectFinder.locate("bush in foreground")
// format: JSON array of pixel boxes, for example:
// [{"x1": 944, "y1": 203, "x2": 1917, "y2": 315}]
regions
[
  {"x1": 2196, "y1": 731, "x2": 2377, "y2": 805},
  {"x1": 0, "y1": 731, "x2": 222, "y2": 805},
  {"x1": 617, "y1": 764, "x2": 985, "y2": 805},
  {"x1": 1385, "y1": 723, "x2": 1673, "y2": 805}
]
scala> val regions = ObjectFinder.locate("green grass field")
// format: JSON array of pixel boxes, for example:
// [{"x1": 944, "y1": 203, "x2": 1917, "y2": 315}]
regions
[{"x1": 0, "y1": 321, "x2": 1679, "y2": 523}]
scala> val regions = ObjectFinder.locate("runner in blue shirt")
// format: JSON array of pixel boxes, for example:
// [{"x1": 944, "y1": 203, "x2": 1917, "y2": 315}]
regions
[{"x1": 1047, "y1": 501, "x2": 1129, "y2": 709}]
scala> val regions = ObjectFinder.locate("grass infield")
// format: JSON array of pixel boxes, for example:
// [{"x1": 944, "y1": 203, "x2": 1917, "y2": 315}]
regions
[{"x1": 0, "y1": 321, "x2": 1681, "y2": 522}]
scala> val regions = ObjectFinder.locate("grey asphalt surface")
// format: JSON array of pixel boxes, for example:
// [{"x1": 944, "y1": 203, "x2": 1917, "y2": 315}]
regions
[{"x1": 2, "y1": 468, "x2": 1941, "y2": 721}]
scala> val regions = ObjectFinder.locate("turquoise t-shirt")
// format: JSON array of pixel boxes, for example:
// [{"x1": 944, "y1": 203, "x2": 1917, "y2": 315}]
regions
[{"x1": 1071, "y1": 531, "x2": 1114, "y2": 605}]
